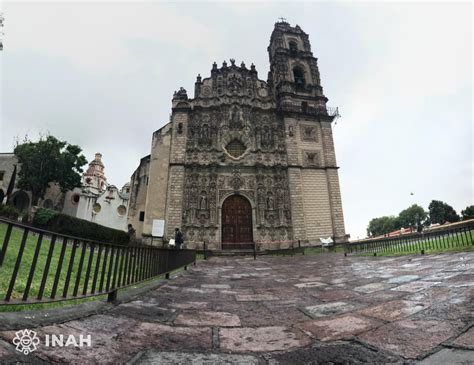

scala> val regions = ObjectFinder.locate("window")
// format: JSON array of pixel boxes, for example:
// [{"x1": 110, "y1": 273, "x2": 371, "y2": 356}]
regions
[
  {"x1": 139, "y1": 211, "x2": 145, "y2": 221},
  {"x1": 302, "y1": 101, "x2": 308, "y2": 112},
  {"x1": 117, "y1": 205, "x2": 127, "y2": 216},
  {"x1": 0, "y1": 171, "x2": 4, "y2": 181},
  {"x1": 71, "y1": 194, "x2": 80, "y2": 204},
  {"x1": 225, "y1": 139, "x2": 246, "y2": 159},
  {"x1": 93, "y1": 203, "x2": 101, "y2": 213},
  {"x1": 293, "y1": 67, "x2": 305, "y2": 89},
  {"x1": 289, "y1": 41, "x2": 298, "y2": 55}
]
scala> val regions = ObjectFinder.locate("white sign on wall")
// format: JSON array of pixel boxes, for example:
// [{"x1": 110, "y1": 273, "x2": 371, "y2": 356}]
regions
[{"x1": 152, "y1": 219, "x2": 165, "y2": 237}]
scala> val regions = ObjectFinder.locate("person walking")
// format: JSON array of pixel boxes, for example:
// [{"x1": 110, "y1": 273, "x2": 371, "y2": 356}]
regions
[{"x1": 175, "y1": 227, "x2": 184, "y2": 249}]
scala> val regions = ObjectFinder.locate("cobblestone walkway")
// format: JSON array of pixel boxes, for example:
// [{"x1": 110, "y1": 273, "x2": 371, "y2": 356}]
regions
[{"x1": 0, "y1": 252, "x2": 473, "y2": 364}]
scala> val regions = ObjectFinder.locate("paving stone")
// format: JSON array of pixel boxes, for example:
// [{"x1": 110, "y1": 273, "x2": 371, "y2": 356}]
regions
[
  {"x1": 302, "y1": 301, "x2": 357, "y2": 318},
  {"x1": 131, "y1": 350, "x2": 261, "y2": 364},
  {"x1": 387, "y1": 275, "x2": 419, "y2": 284},
  {"x1": 124, "y1": 322, "x2": 212, "y2": 352},
  {"x1": 110, "y1": 302, "x2": 176, "y2": 322},
  {"x1": 266, "y1": 341, "x2": 401, "y2": 364},
  {"x1": 235, "y1": 294, "x2": 279, "y2": 301},
  {"x1": 298, "y1": 314, "x2": 381, "y2": 341},
  {"x1": 1, "y1": 252, "x2": 471, "y2": 364},
  {"x1": 167, "y1": 301, "x2": 208, "y2": 309},
  {"x1": 357, "y1": 300, "x2": 427, "y2": 321},
  {"x1": 452, "y1": 327, "x2": 474, "y2": 348},
  {"x1": 219, "y1": 326, "x2": 311, "y2": 352},
  {"x1": 410, "y1": 290, "x2": 473, "y2": 324},
  {"x1": 359, "y1": 319, "x2": 460, "y2": 359},
  {"x1": 391, "y1": 281, "x2": 440, "y2": 293},
  {"x1": 353, "y1": 282, "x2": 392, "y2": 293},
  {"x1": 312, "y1": 289, "x2": 360, "y2": 302},
  {"x1": 183, "y1": 287, "x2": 216, "y2": 294},
  {"x1": 174, "y1": 311, "x2": 241, "y2": 327},
  {"x1": 417, "y1": 348, "x2": 474, "y2": 364},
  {"x1": 299, "y1": 276, "x2": 324, "y2": 282},
  {"x1": 201, "y1": 284, "x2": 231, "y2": 289},
  {"x1": 294, "y1": 281, "x2": 327, "y2": 288},
  {"x1": 421, "y1": 272, "x2": 459, "y2": 281}
]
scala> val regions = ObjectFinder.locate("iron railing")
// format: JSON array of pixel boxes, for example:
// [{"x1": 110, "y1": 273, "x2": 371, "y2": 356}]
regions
[
  {"x1": 0, "y1": 217, "x2": 196, "y2": 304},
  {"x1": 279, "y1": 101, "x2": 339, "y2": 119},
  {"x1": 345, "y1": 220, "x2": 474, "y2": 256}
]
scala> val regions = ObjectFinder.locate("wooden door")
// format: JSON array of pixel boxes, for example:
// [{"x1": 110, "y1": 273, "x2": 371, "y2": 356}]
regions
[{"x1": 222, "y1": 195, "x2": 253, "y2": 245}]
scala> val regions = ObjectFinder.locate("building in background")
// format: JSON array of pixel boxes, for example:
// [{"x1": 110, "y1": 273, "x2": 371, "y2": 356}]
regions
[
  {"x1": 0, "y1": 152, "x2": 130, "y2": 231},
  {"x1": 128, "y1": 21, "x2": 347, "y2": 249}
]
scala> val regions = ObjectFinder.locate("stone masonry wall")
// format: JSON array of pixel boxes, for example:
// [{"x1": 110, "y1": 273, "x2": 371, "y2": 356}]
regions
[
  {"x1": 301, "y1": 169, "x2": 333, "y2": 241},
  {"x1": 326, "y1": 168, "x2": 346, "y2": 240},
  {"x1": 287, "y1": 167, "x2": 307, "y2": 240},
  {"x1": 164, "y1": 165, "x2": 185, "y2": 240},
  {"x1": 142, "y1": 123, "x2": 172, "y2": 237}
]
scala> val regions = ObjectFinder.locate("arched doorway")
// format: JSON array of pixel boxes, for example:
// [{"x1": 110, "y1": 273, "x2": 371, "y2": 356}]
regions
[
  {"x1": 221, "y1": 194, "x2": 253, "y2": 249},
  {"x1": 11, "y1": 191, "x2": 30, "y2": 213}
]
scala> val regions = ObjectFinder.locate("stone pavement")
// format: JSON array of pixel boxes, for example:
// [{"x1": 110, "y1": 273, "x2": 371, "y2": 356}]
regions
[{"x1": 0, "y1": 252, "x2": 473, "y2": 364}]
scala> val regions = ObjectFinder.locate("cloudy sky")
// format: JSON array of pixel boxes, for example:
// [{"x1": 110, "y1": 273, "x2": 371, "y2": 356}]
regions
[{"x1": 0, "y1": 1, "x2": 472, "y2": 239}]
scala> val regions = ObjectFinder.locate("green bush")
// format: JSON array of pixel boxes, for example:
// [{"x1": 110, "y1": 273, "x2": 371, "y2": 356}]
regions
[
  {"x1": 33, "y1": 208, "x2": 129, "y2": 245},
  {"x1": 32, "y1": 208, "x2": 58, "y2": 226},
  {"x1": 0, "y1": 203, "x2": 20, "y2": 220}
]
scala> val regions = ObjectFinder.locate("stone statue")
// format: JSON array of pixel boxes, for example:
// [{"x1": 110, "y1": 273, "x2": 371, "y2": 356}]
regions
[{"x1": 199, "y1": 193, "x2": 207, "y2": 210}]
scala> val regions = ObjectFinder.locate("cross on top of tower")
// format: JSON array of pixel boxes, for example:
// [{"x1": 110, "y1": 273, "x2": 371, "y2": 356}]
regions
[{"x1": 278, "y1": 17, "x2": 287, "y2": 23}]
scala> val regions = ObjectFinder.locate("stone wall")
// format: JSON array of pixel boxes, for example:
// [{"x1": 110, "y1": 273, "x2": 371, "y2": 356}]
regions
[
  {"x1": 142, "y1": 123, "x2": 172, "y2": 238},
  {"x1": 127, "y1": 155, "x2": 151, "y2": 237},
  {"x1": 164, "y1": 165, "x2": 185, "y2": 240}
]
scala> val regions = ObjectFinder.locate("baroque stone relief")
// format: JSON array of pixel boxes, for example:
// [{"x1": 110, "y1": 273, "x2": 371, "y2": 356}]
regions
[
  {"x1": 300, "y1": 124, "x2": 318, "y2": 142},
  {"x1": 303, "y1": 150, "x2": 321, "y2": 167}
]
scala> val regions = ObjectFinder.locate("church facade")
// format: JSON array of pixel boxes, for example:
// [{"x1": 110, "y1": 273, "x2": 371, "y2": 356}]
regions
[{"x1": 128, "y1": 21, "x2": 347, "y2": 249}]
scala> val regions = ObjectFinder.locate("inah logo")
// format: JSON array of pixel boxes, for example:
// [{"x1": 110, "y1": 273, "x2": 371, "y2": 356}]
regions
[{"x1": 12, "y1": 329, "x2": 40, "y2": 355}]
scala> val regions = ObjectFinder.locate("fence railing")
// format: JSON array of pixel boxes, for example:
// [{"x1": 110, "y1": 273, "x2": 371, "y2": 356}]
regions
[
  {"x1": 278, "y1": 101, "x2": 339, "y2": 119},
  {"x1": 345, "y1": 220, "x2": 474, "y2": 256},
  {"x1": 0, "y1": 218, "x2": 196, "y2": 305}
]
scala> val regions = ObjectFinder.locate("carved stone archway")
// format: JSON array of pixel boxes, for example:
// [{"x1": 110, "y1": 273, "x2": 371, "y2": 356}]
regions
[{"x1": 221, "y1": 194, "x2": 254, "y2": 249}]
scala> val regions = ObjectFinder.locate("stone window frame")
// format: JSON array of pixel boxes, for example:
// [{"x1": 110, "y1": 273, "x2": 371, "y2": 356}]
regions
[
  {"x1": 300, "y1": 123, "x2": 319, "y2": 142},
  {"x1": 221, "y1": 134, "x2": 251, "y2": 161}
]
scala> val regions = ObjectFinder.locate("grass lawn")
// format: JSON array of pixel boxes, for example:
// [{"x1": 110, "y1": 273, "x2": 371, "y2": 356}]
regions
[
  {"x1": 0, "y1": 222, "x2": 119, "y2": 303},
  {"x1": 0, "y1": 222, "x2": 191, "y2": 310}
]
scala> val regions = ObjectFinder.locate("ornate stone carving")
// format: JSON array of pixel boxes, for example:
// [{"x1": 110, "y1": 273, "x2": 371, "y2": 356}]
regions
[
  {"x1": 300, "y1": 124, "x2": 317, "y2": 142},
  {"x1": 229, "y1": 169, "x2": 244, "y2": 190},
  {"x1": 303, "y1": 150, "x2": 321, "y2": 167}
]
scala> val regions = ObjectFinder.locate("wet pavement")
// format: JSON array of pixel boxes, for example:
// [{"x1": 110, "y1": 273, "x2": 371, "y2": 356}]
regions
[{"x1": 0, "y1": 252, "x2": 472, "y2": 364}]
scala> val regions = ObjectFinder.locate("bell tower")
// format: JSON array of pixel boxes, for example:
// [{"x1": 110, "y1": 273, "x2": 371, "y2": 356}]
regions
[{"x1": 268, "y1": 20, "x2": 347, "y2": 243}]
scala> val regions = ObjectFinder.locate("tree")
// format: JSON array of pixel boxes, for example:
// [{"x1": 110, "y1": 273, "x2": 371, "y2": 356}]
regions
[
  {"x1": 367, "y1": 216, "x2": 399, "y2": 237},
  {"x1": 461, "y1": 205, "x2": 474, "y2": 220},
  {"x1": 14, "y1": 135, "x2": 87, "y2": 206},
  {"x1": 428, "y1": 200, "x2": 460, "y2": 224},
  {"x1": 397, "y1": 204, "x2": 428, "y2": 229}
]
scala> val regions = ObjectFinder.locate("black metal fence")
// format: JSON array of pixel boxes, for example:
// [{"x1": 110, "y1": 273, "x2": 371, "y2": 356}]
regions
[
  {"x1": 345, "y1": 220, "x2": 474, "y2": 256},
  {"x1": 0, "y1": 218, "x2": 196, "y2": 305}
]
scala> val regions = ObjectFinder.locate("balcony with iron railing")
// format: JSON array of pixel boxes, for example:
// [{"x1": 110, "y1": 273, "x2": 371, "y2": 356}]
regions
[{"x1": 278, "y1": 100, "x2": 339, "y2": 119}]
